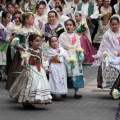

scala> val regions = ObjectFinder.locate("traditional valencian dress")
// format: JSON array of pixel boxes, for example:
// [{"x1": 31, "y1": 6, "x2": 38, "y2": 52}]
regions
[
  {"x1": 77, "y1": 1, "x2": 99, "y2": 36},
  {"x1": 6, "y1": 23, "x2": 22, "y2": 75},
  {"x1": 6, "y1": 26, "x2": 40, "y2": 90},
  {"x1": 0, "y1": 22, "x2": 13, "y2": 80},
  {"x1": 95, "y1": 28, "x2": 120, "y2": 88},
  {"x1": 47, "y1": 46, "x2": 68, "y2": 94},
  {"x1": 76, "y1": 19, "x2": 96, "y2": 63},
  {"x1": 9, "y1": 48, "x2": 52, "y2": 104},
  {"x1": 34, "y1": 13, "x2": 47, "y2": 31},
  {"x1": 93, "y1": 5, "x2": 115, "y2": 44},
  {"x1": 59, "y1": 32, "x2": 84, "y2": 89}
]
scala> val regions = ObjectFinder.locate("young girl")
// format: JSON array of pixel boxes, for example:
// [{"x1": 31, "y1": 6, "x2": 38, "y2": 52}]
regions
[
  {"x1": 0, "y1": 11, "x2": 13, "y2": 80},
  {"x1": 6, "y1": 11, "x2": 22, "y2": 75},
  {"x1": 94, "y1": 16, "x2": 120, "y2": 89},
  {"x1": 6, "y1": 12, "x2": 40, "y2": 90},
  {"x1": 75, "y1": 11, "x2": 96, "y2": 63},
  {"x1": 59, "y1": 19, "x2": 84, "y2": 99},
  {"x1": 9, "y1": 34, "x2": 52, "y2": 108},
  {"x1": 41, "y1": 10, "x2": 64, "y2": 57},
  {"x1": 6, "y1": 2, "x2": 15, "y2": 21},
  {"x1": 34, "y1": 2, "x2": 48, "y2": 30},
  {"x1": 55, "y1": 5, "x2": 69, "y2": 23},
  {"x1": 47, "y1": 36, "x2": 68, "y2": 100},
  {"x1": 14, "y1": 3, "x2": 23, "y2": 13}
]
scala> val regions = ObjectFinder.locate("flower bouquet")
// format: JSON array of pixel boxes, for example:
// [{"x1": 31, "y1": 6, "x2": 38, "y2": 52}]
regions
[
  {"x1": 76, "y1": 22, "x2": 88, "y2": 33},
  {"x1": 10, "y1": 37, "x2": 20, "y2": 47},
  {"x1": 112, "y1": 89, "x2": 120, "y2": 99},
  {"x1": 68, "y1": 57, "x2": 76, "y2": 77},
  {"x1": 76, "y1": 47, "x2": 84, "y2": 61},
  {"x1": 76, "y1": 47, "x2": 84, "y2": 73},
  {"x1": 103, "y1": 51, "x2": 109, "y2": 58},
  {"x1": 103, "y1": 51, "x2": 109, "y2": 66}
]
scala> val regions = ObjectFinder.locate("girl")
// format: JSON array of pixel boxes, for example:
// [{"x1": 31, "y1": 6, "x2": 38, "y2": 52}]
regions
[
  {"x1": 14, "y1": 3, "x2": 23, "y2": 13},
  {"x1": 0, "y1": 11, "x2": 13, "y2": 80},
  {"x1": 6, "y1": 2, "x2": 15, "y2": 21},
  {"x1": 47, "y1": 36, "x2": 68, "y2": 100},
  {"x1": 70, "y1": 0, "x2": 80, "y2": 12},
  {"x1": 6, "y1": 12, "x2": 40, "y2": 90},
  {"x1": 6, "y1": 11, "x2": 22, "y2": 75},
  {"x1": 57, "y1": 0, "x2": 73, "y2": 19},
  {"x1": 94, "y1": 16, "x2": 120, "y2": 89},
  {"x1": 34, "y1": 1, "x2": 48, "y2": 30},
  {"x1": 9, "y1": 34, "x2": 52, "y2": 109},
  {"x1": 55, "y1": 5, "x2": 69, "y2": 23},
  {"x1": 48, "y1": 0, "x2": 57, "y2": 9},
  {"x1": 59, "y1": 19, "x2": 84, "y2": 99},
  {"x1": 41, "y1": 10, "x2": 64, "y2": 57},
  {"x1": 75, "y1": 11, "x2": 96, "y2": 63}
]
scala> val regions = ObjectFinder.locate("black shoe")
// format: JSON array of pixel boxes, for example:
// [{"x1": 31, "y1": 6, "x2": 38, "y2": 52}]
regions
[
  {"x1": 23, "y1": 103, "x2": 36, "y2": 109},
  {"x1": 61, "y1": 94, "x2": 67, "y2": 98},
  {"x1": 51, "y1": 95, "x2": 60, "y2": 101},
  {"x1": 74, "y1": 94, "x2": 82, "y2": 99}
]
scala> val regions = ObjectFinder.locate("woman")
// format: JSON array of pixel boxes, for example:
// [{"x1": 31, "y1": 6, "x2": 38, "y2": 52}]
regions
[
  {"x1": 41, "y1": 10, "x2": 64, "y2": 57},
  {"x1": 93, "y1": 0, "x2": 115, "y2": 49}
]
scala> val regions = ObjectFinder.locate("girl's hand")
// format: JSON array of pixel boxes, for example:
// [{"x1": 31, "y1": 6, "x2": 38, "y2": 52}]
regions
[
  {"x1": 117, "y1": 51, "x2": 120, "y2": 56},
  {"x1": 94, "y1": 55, "x2": 99, "y2": 61},
  {"x1": 10, "y1": 35, "x2": 15, "y2": 41},
  {"x1": 64, "y1": 47, "x2": 69, "y2": 50},
  {"x1": 46, "y1": 70, "x2": 51, "y2": 74},
  {"x1": 18, "y1": 46, "x2": 25, "y2": 51},
  {"x1": 43, "y1": 57, "x2": 47, "y2": 61}
]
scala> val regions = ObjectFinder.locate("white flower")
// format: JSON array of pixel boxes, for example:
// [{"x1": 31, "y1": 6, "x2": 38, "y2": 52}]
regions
[
  {"x1": 10, "y1": 37, "x2": 20, "y2": 46},
  {"x1": 21, "y1": 52, "x2": 29, "y2": 59},
  {"x1": 103, "y1": 51, "x2": 109, "y2": 58},
  {"x1": 76, "y1": 47, "x2": 84, "y2": 52},
  {"x1": 112, "y1": 89, "x2": 120, "y2": 99},
  {"x1": 68, "y1": 57, "x2": 77, "y2": 62}
]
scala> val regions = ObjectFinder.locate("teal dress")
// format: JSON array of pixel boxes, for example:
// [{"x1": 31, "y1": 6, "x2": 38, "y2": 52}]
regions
[{"x1": 6, "y1": 33, "x2": 31, "y2": 90}]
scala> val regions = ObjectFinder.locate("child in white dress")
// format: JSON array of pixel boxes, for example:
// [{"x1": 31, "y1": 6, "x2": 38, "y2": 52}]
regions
[
  {"x1": 9, "y1": 34, "x2": 52, "y2": 109},
  {"x1": 59, "y1": 19, "x2": 84, "y2": 99},
  {"x1": 47, "y1": 36, "x2": 68, "y2": 100}
]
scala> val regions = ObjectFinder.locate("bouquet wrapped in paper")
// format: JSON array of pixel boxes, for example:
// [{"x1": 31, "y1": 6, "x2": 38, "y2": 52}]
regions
[{"x1": 76, "y1": 22, "x2": 88, "y2": 33}]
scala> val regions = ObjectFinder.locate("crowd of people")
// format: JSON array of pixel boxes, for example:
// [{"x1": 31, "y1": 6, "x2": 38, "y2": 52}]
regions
[{"x1": 0, "y1": 0, "x2": 120, "y2": 119}]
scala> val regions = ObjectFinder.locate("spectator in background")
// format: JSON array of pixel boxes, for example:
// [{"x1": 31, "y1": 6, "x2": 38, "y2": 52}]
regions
[{"x1": 19, "y1": 0, "x2": 36, "y2": 13}]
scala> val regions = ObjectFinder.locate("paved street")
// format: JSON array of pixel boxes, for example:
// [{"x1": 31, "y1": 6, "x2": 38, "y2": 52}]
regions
[{"x1": 0, "y1": 66, "x2": 119, "y2": 120}]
